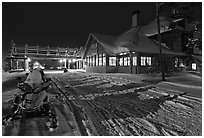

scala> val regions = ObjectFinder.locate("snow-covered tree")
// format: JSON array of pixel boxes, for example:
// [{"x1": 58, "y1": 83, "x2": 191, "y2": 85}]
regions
[{"x1": 159, "y1": 2, "x2": 202, "y2": 53}]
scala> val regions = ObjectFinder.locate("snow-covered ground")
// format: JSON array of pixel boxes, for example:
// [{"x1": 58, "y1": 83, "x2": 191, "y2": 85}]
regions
[
  {"x1": 51, "y1": 72, "x2": 202, "y2": 136},
  {"x1": 2, "y1": 70, "x2": 202, "y2": 136}
]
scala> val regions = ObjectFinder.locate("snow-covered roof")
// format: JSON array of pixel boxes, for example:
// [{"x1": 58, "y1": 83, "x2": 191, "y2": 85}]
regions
[
  {"x1": 139, "y1": 16, "x2": 185, "y2": 36},
  {"x1": 92, "y1": 33, "x2": 129, "y2": 54},
  {"x1": 114, "y1": 27, "x2": 178, "y2": 55},
  {"x1": 140, "y1": 16, "x2": 172, "y2": 36},
  {"x1": 83, "y1": 27, "x2": 186, "y2": 58},
  {"x1": 83, "y1": 16, "x2": 188, "y2": 58}
]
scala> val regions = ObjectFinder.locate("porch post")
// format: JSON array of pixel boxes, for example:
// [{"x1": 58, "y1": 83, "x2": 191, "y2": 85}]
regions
[
  {"x1": 97, "y1": 54, "x2": 99, "y2": 66},
  {"x1": 116, "y1": 54, "x2": 119, "y2": 66},
  {"x1": 101, "y1": 54, "x2": 103, "y2": 66},
  {"x1": 23, "y1": 59, "x2": 26, "y2": 71},
  {"x1": 106, "y1": 54, "x2": 109, "y2": 67},
  {"x1": 129, "y1": 52, "x2": 133, "y2": 74},
  {"x1": 137, "y1": 53, "x2": 140, "y2": 74}
]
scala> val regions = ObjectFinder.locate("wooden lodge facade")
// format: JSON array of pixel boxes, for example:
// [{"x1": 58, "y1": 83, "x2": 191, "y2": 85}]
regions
[
  {"x1": 82, "y1": 30, "x2": 185, "y2": 74},
  {"x1": 82, "y1": 11, "x2": 188, "y2": 74}
]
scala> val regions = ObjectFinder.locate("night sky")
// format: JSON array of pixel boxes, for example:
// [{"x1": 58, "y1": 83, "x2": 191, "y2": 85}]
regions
[{"x1": 2, "y1": 2, "x2": 158, "y2": 59}]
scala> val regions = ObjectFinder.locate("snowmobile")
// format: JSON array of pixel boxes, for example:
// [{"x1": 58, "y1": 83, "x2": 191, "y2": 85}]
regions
[{"x1": 2, "y1": 76, "x2": 58, "y2": 132}]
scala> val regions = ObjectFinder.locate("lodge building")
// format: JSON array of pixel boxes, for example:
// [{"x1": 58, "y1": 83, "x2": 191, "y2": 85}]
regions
[{"x1": 81, "y1": 11, "x2": 188, "y2": 74}]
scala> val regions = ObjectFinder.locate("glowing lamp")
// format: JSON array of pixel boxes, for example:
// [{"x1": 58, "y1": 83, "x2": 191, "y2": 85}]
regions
[{"x1": 27, "y1": 58, "x2": 31, "y2": 62}]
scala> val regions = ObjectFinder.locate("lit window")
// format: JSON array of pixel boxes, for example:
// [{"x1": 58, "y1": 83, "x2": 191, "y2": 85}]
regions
[
  {"x1": 133, "y1": 56, "x2": 137, "y2": 66},
  {"x1": 119, "y1": 57, "x2": 123, "y2": 66},
  {"x1": 141, "y1": 57, "x2": 146, "y2": 66},
  {"x1": 109, "y1": 56, "x2": 116, "y2": 66},
  {"x1": 127, "y1": 57, "x2": 130, "y2": 66},
  {"x1": 93, "y1": 55, "x2": 96, "y2": 66},
  {"x1": 124, "y1": 57, "x2": 128, "y2": 66},
  {"x1": 89, "y1": 56, "x2": 91, "y2": 66},
  {"x1": 90, "y1": 56, "x2": 92, "y2": 66},
  {"x1": 103, "y1": 54, "x2": 106, "y2": 66},
  {"x1": 124, "y1": 57, "x2": 130, "y2": 66},
  {"x1": 99, "y1": 54, "x2": 102, "y2": 66},
  {"x1": 146, "y1": 57, "x2": 151, "y2": 66},
  {"x1": 88, "y1": 56, "x2": 90, "y2": 66},
  {"x1": 96, "y1": 55, "x2": 98, "y2": 66},
  {"x1": 175, "y1": 58, "x2": 179, "y2": 67}
]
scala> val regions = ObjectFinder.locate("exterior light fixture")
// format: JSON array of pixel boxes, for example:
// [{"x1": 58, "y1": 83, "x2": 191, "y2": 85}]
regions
[
  {"x1": 63, "y1": 59, "x2": 66, "y2": 62},
  {"x1": 60, "y1": 59, "x2": 63, "y2": 63},
  {"x1": 72, "y1": 59, "x2": 76, "y2": 62},
  {"x1": 27, "y1": 57, "x2": 31, "y2": 62}
]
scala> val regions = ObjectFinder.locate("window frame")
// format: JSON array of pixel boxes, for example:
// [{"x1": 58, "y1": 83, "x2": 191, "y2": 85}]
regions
[
  {"x1": 133, "y1": 56, "x2": 137, "y2": 66},
  {"x1": 146, "y1": 57, "x2": 152, "y2": 66},
  {"x1": 141, "y1": 56, "x2": 146, "y2": 66},
  {"x1": 109, "y1": 56, "x2": 116, "y2": 66}
]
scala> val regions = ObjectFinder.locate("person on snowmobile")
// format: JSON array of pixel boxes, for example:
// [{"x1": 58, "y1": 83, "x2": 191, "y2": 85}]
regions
[
  {"x1": 3, "y1": 65, "x2": 58, "y2": 130},
  {"x1": 21, "y1": 65, "x2": 53, "y2": 110},
  {"x1": 24, "y1": 66, "x2": 44, "y2": 89}
]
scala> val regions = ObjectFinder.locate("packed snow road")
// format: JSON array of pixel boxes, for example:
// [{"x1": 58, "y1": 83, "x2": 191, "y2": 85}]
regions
[
  {"x1": 2, "y1": 71, "x2": 202, "y2": 136},
  {"x1": 51, "y1": 72, "x2": 202, "y2": 136}
]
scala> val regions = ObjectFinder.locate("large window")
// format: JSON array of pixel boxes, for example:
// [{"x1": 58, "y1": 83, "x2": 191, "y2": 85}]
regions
[
  {"x1": 146, "y1": 57, "x2": 152, "y2": 66},
  {"x1": 99, "y1": 54, "x2": 102, "y2": 66},
  {"x1": 109, "y1": 56, "x2": 116, "y2": 66},
  {"x1": 124, "y1": 57, "x2": 130, "y2": 66},
  {"x1": 133, "y1": 56, "x2": 137, "y2": 66},
  {"x1": 102, "y1": 54, "x2": 106, "y2": 66},
  {"x1": 127, "y1": 57, "x2": 130, "y2": 66},
  {"x1": 124, "y1": 57, "x2": 127, "y2": 66},
  {"x1": 141, "y1": 56, "x2": 152, "y2": 66},
  {"x1": 95, "y1": 55, "x2": 98, "y2": 66},
  {"x1": 141, "y1": 57, "x2": 146, "y2": 66},
  {"x1": 119, "y1": 57, "x2": 123, "y2": 66}
]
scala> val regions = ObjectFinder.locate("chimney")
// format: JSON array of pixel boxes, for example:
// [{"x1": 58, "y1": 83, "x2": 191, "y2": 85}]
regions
[{"x1": 132, "y1": 10, "x2": 140, "y2": 27}]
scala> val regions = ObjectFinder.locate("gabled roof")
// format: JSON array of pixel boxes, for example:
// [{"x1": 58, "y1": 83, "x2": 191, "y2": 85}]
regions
[
  {"x1": 83, "y1": 15, "x2": 189, "y2": 58},
  {"x1": 83, "y1": 26, "x2": 186, "y2": 58},
  {"x1": 115, "y1": 27, "x2": 177, "y2": 55},
  {"x1": 83, "y1": 33, "x2": 129, "y2": 58},
  {"x1": 92, "y1": 33, "x2": 129, "y2": 54}
]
